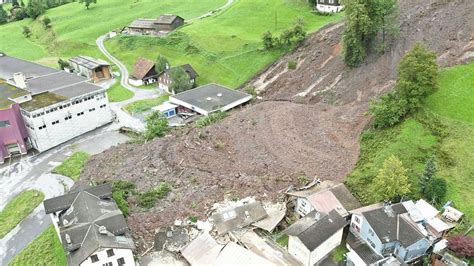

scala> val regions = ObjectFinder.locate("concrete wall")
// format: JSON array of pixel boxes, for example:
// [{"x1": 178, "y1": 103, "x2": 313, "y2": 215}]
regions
[
  {"x1": 22, "y1": 91, "x2": 113, "y2": 152},
  {"x1": 295, "y1": 197, "x2": 314, "y2": 217},
  {"x1": 80, "y1": 248, "x2": 134, "y2": 266}
]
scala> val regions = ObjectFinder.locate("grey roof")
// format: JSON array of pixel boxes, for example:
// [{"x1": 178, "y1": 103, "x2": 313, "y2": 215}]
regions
[
  {"x1": 347, "y1": 231, "x2": 384, "y2": 264},
  {"x1": 69, "y1": 56, "x2": 110, "y2": 70},
  {"x1": 330, "y1": 184, "x2": 361, "y2": 212},
  {"x1": 286, "y1": 210, "x2": 347, "y2": 251},
  {"x1": 128, "y1": 18, "x2": 156, "y2": 29},
  {"x1": 0, "y1": 54, "x2": 105, "y2": 110},
  {"x1": 170, "y1": 83, "x2": 251, "y2": 113},
  {"x1": 44, "y1": 185, "x2": 134, "y2": 266},
  {"x1": 0, "y1": 81, "x2": 29, "y2": 109},
  {"x1": 362, "y1": 203, "x2": 425, "y2": 247},
  {"x1": 155, "y1": 14, "x2": 183, "y2": 25},
  {"x1": 211, "y1": 201, "x2": 268, "y2": 235},
  {"x1": 43, "y1": 184, "x2": 113, "y2": 214},
  {"x1": 0, "y1": 54, "x2": 56, "y2": 79}
]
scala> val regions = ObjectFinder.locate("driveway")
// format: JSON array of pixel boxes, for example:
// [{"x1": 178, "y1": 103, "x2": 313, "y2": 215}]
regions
[{"x1": 0, "y1": 124, "x2": 129, "y2": 265}]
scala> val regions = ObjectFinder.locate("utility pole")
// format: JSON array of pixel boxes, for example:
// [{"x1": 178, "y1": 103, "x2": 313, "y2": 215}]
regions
[{"x1": 275, "y1": 11, "x2": 278, "y2": 31}]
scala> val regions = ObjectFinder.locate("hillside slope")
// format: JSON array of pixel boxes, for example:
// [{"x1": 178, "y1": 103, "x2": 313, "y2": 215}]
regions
[{"x1": 81, "y1": 0, "x2": 474, "y2": 251}]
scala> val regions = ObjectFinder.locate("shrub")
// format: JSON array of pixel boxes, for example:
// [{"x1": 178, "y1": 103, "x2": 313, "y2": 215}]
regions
[
  {"x1": 144, "y1": 111, "x2": 169, "y2": 141},
  {"x1": 195, "y1": 112, "x2": 228, "y2": 128},
  {"x1": 262, "y1": 31, "x2": 275, "y2": 50},
  {"x1": 245, "y1": 86, "x2": 257, "y2": 97},
  {"x1": 22, "y1": 26, "x2": 31, "y2": 38},
  {"x1": 448, "y1": 235, "x2": 474, "y2": 257},
  {"x1": 288, "y1": 60, "x2": 297, "y2": 70},
  {"x1": 297, "y1": 175, "x2": 309, "y2": 185},
  {"x1": 111, "y1": 180, "x2": 136, "y2": 216},
  {"x1": 42, "y1": 16, "x2": 51, "y2": 28},
  {"x1": 137, "y1": 182, "x2": 171, "y2": 209}
]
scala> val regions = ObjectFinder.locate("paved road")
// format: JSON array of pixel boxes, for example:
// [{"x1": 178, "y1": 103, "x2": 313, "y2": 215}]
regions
[{"x1": 0, "y1": 125, "x2": 129, "y2": 265}]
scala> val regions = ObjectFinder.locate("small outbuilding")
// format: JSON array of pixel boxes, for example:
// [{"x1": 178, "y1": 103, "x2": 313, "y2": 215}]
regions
[
  {"x1": 69, "y1": 56, "x2": 112, "y2": 83},
  {"x1": 127, "y1": 14, "x2": 184, "y2": 35},
  {"x1": 155, "y1": 14, "x2": 185, "y2": 32},
  {"x1": 129, "y1": 58, "x2": 158, "y2": 86},
  {"x1": 169, "y1": 83, "x2": 252, "y2": 116},
  {"x1": 152, "y1": 101, "x2": 178, "y2": 118}
]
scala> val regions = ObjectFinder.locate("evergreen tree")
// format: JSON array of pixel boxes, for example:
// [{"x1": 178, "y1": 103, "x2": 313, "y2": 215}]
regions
[
  {"x1": 425, "y1": 177, "x2": 447, "y2": 204},
  {"x1": 371, "y1": 155, "x2": 411, "y2": 201},
  {"x1": 26, "y1": 0, "x2": 46, "y2": 19},
  {"x1": 342, "y1": 0, "x2": 372, "y2": 67},
  {"x1": 420, "y1": 155, "x2": 437, "y2": 195}
]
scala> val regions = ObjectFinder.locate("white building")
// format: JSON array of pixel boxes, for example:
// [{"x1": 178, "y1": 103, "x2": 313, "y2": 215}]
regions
[
  {"x1": 316, "y1": 0, "x2": 344, "y2": 13},
  {"x1": 43, "y1": 184, "x2": 135, "y2": 266},
  {"x1": 284, "y1": 210, "x2": 347, "y2": 265},
  {"x1": 0, "y1": 54, "x2": 113, "y2": 153}
]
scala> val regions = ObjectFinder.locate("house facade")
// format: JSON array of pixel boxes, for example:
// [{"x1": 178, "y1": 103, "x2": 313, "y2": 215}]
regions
[
  {"x1": 316, "y1": 0, "x2": 344, "y2": 13},
  {"x1": 157, "y1": 64, "x2": 198, "y2": 94},
  {"x1": 129, "y1": 58, "x2": 159, "y2": 86},
  {"x1": 0, "y1": 53, "x2": 113, "y2": 155},
  {"x1": 0, "y1": 98, "x2": 29, "y2": 163},
  {"x1": 69, "y1": 56, "x2": 112, "y2": 83},
  {"x1": 43, "y1": 184, "x2": 135, "y2": 266},
  {"x1": 347, "y1": 202, "x2": 431, "y2": 265},
  {"x1": 128, "y1": 14, "x2": 184, "y2": 35}
]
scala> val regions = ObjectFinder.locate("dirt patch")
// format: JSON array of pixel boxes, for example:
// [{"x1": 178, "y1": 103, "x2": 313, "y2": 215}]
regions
[{"x1": 81, "y1": 0, "x2": 474, "y2": 252}]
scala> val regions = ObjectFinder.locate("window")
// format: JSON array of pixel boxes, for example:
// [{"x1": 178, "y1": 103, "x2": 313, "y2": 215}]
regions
[
  {"x1": 102, "y1": 263, "x2": 112, "y2": 266},
  {"x1": 117, "y1": 257, "x2": 125, "y2": 265},
  {"x1": 106, "y1": 249, "x2": 114, "y2": 257},
  {"x1": 52, "y1": 120, "x2": 60, "y2": 125},
  {"x1": 301, "y1": 200, "x2": 307, "y2": 207},
  {"x1": 0, "y1": 120, "x2": 11, "y2": 128},
  {"x1": 89, "y1": 108, "x2": 96, "y2": 112},
  {"x1": 65, "y1": 115, "x2": 72, "y2": 121},
  {"x1": 38, "y1": 125, "x2": 46, "y2": 130},
  {"x1": 90, "y1": 254, "x2": 99, "y2": 263},
  {"x1": 329, "y1": 0, "x2": 335, "y2": 4},
  {"x1": 369, "y1": 228, "x2": 375, "y2": 237},
  {"x1": 367, "y1": 238, "x2": 376, "y2": 249},
  {"x1": 354, "y1": 216, "x2": 360, "y2": 223},
  {"x1": 77, "y1": 112, "x2": 84, "y2": 117}
]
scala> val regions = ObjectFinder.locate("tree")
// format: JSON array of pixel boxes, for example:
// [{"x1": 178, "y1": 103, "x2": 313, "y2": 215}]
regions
[
  {"x1": 448, "y1": 235, "x2": 474, "y2": 257},
  {"x1": 57, "y1": 58, "x2": 70, "y2": 70},
  {"x1": 262, "y1": 31, "x2": 275, "y2": 50},
  {"x1": 42, "y1": 16, "x2": 51, "y2": 28},
  {"x1": 79, "y1": 0, "x2": 97, "y2": 9},
  {"x1": 22, "y1": 26, "x2": 31, "y2": 38},
  {"x1": 371, "y1": 155, "x2": 411, "y2": 201},
  {"x1": 155, "y1": 55, "x2": 169, "y2": 74},
  {"x1": 279, "y1": 29, "x2": 294, "y2": 46},
  {"x1": 369, "y1": 43, "x2": 438, "y2": 128},
  {"x1": 420, "y1": 155, "x2": 437, "y2": 195},
  {"x1": 11, "y1": 0, "x2": 19, "y2": 7},
  {"x1": 425, "y1": 177, "x2": 447, "y2": 204},
  {"x1": 144, "y1": 111, "x2": 169, "y2": 141},
  {"x1": 0, "y1": 5, "x2": 7, "y2": 25},
  {"x1": 372, "y1": 0, "x2": 399, "y2": 52},
  {"x1": 26, "y1": 0, "x2": 46, "y2": 19},
  {"x1": 396, "y1": 43, "x2": 438, "y2": 111},
  {"x1": 169, "y1": 67, "x2": 192, "y2": 94}
]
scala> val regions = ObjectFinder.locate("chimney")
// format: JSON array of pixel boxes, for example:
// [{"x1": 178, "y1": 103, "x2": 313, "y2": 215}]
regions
[
  {"x1": 65, "y1": 234, "x2": 72, "y2": 244},
  {"x1": 99, "y1": 226, "x2": 108, "y2": 235},
  {"x1": 13, "y1": 72, "x2": 27, "y2": 89}
]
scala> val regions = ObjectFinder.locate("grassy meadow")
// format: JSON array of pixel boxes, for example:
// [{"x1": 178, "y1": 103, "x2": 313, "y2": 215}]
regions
[
  {"x1": 346, "y1": 61, "x2": 474, "y2": 226},
  {"x1": 9, "y1": 225, "x2": 67, "y2": 266},
  {"x1": 104, "y1": 0, "x2": 342, "y2": 88},
  {"x1": 0, "y1": 190, "x2": 44, "y2": 238},
  {"x1": 52, "y1": 151, "x2": 91, "y2": 181}
]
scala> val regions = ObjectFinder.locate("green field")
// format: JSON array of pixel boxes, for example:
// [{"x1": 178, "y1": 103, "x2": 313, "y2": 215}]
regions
[
  {"x1": 0, "y1": 0, "x2": 227, "y2": 63},
  {"x1": 9, "y1": 225, "x2": 67, "y2": 266},
  {"x1": 0, "y1": 190, "x2": 45, "y2": 238},
  {"x1": 123, "y1": 94, "x2": 169, "y2": 114},
  {"x1": 107, "y1": 81, "x2": 134, "y2": 102},
  {"x1": 105, "y1": 0, "x2": 342, "y2": 88},
  {"x1": 346, "y1": 61, "x2": 474, "y2": 223},
  {"x1": 52, "y1": 151, "x2": 91, "y2": 181}
]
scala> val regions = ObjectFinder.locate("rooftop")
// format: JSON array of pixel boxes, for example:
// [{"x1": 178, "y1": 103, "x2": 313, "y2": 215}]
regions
[
  {"x1": 128, "y1": 18, "x2": 157, "y2": 29},
  {"x1": 285, "y1": 210, "x2": 347, "y2": 251},
  {"x1": 170, "y1": 83, "x2": 252, "y2": 114},
  {"x1": 69, "y1": 56, "x2": 110, "y2": 70},
  {"x1": 211, "y1": 201, "x2": 268, "y2": 235},
  {"x1": 20, "y1": 92, "x2": 67, "y2": 112},
  {"x1": 155, "y1": 14, "x2": 183, "y2": 25},
  {"x1": 347, "y1": 231, "x2": 384, "y2": 265},
  {"x1": 0, "y1": 80, "x2": 29, "y2": 109},
  {"x1": 43, "y1": 184, "x2": 134, "y2": 265},
  {"x1": 132, "y1": 58, "x2": 155, "y2": 80}
]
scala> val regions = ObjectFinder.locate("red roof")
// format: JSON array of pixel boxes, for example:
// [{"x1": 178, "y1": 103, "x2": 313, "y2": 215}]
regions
[{"x1": 132, "y1": 58, "x2": 155, "y2": 80}]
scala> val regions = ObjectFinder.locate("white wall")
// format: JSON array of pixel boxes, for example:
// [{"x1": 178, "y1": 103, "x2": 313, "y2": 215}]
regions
[
  {"x1": 49, "y1": 213, "x2": 61, "y2": 241},
  {"x1": 80, "y1": 248, "x2": 134, "y2": 266},
  {"x1": 310, "y1": 227, "x2": 344, "y2": 265},
  {"x1": 295, "y1": 197, "x2": 314, "y2": 217},
  {"x1": 22, "y1": 91, "x2": 113, "y2": 152},
  {"x1": 316, "y1": 4, "x2": 344, "y2": 13},
  {"x1": 128, "y1": 78, "x2": 143, "y2": 87},
  {"x1": 288, "y1": 236, "x2": 310, "y2": 265}
]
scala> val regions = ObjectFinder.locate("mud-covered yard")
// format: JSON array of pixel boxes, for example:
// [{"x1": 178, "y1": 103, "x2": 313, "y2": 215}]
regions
[{"x1": 81, "y1": 0, "x2": 474, "y2": 251}]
